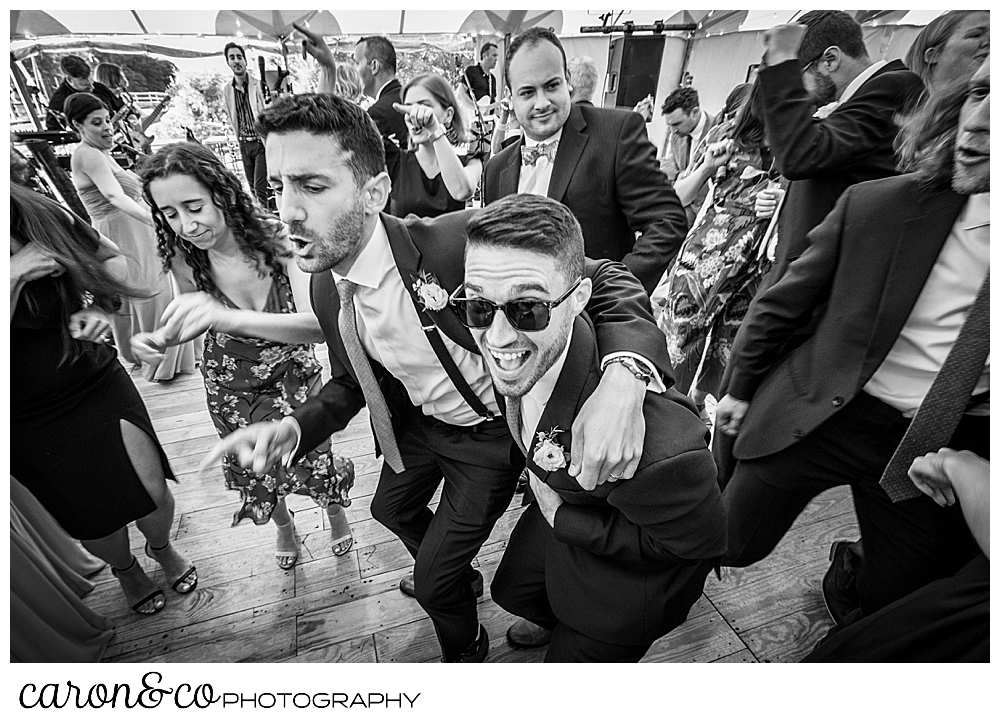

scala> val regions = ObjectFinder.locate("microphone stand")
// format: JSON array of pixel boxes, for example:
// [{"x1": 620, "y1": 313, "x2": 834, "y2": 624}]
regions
[{"x1": 459, "y1": 71, "x2": 492, "y2": 206}]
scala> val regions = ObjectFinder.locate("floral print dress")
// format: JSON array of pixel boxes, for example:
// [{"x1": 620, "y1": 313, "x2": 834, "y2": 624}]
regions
[
  {"x1": 654, "y1": 126, "x2": 778, "y2": 398},
  {"x1": 203, "y1": 268, "x2": 353, "y2": 526}
]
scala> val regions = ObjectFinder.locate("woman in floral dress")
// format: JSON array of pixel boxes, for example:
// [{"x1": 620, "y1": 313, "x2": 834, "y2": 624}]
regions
[
  {"x1": 654, "y1": 81, "x2": 784, "y2": 408},
  {"x1": 132, "y1": 143, "x2": 354, "y2": 569}
]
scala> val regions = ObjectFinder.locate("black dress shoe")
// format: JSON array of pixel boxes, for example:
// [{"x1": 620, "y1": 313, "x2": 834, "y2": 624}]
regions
[
  {"x1": 444, "y1": 624, "x2": 489, "y2": 663},
  {"x1": 399, "y1": 568, "x2": 485, "y2": 598},
  {"x1": 505, "y1": 618, "x2": 553, "y2": 648},
  {"x1": 822, "y1": 539, "x2": 863, "y2": 625}
]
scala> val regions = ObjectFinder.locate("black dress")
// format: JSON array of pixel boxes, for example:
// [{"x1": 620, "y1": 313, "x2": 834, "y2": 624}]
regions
[
  {"x1": 389, "y1": 145, "x2": 485, "y2": 218},
  {"x1": 11, "y1": 274, "x2": 174, "y2": 541}
]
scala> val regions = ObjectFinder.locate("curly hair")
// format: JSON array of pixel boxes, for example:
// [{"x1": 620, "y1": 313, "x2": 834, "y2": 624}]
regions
[
  {"x1": 402, "y1": 73, "x2": 470, "y2": 146},
  {"x1": 662, "y1": 87, "x2": 699, "y2": 116},
  {"x1": 139, "y1": 142, "x2": 287, "y2": 295}
]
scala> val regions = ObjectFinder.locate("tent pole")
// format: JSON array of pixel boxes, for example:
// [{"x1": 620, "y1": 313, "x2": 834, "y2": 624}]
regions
[{"x1": 399, "y1": 11, "x2": 405, "y2": 35}]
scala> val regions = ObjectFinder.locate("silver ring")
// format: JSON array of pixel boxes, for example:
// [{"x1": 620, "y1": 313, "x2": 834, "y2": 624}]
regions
[{"x1": 609, "y1": 472, "x2": 622, "y2": 479}]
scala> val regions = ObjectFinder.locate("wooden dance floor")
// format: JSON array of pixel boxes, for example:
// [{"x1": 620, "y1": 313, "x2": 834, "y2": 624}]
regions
[{"x1": 89, "y1": 348, "x2": 859, "y2": 663}]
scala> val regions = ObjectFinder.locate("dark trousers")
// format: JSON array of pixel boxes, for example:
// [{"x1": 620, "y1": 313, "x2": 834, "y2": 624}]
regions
[
  {"x1": 369, "y1": 412, "x2": 519, "y2": 661},
  {"x1": 722, "y1": 392, "x2": 987, "y2": 614},
  {"x1": 239, "y1": 139, "x2": 269, "y2": 209},
  {"x1": 492, "y1": 504, "x2": 679, "y2": 663},
  {"x1": 802, "y1": 553, "x2": 989, "y2": 662}
]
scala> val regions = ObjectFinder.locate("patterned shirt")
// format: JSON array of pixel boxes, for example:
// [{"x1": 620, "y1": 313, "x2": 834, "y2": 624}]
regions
[{"x1": 232, "y1": 76, "x2": 257, "y2": 138}]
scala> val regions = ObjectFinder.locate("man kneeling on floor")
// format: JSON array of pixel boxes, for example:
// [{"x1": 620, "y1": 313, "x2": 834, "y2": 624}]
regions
[{"x1": 458, "y1": 194, "x2": 728, "y2": 662}]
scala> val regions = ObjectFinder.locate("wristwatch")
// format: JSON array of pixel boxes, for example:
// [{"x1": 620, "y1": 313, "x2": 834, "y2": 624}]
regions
[
  {"x1": 604, "y1": 355, "x2": 654, "y2": 385},
  {"x1": 426, "y1": 125, "x2": 446, "y2": 143}
]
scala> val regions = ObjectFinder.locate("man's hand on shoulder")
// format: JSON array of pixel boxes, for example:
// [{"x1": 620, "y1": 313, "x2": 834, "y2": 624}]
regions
[{"x1": 569, "y1": 363, "x2": 645, "y2": 490}]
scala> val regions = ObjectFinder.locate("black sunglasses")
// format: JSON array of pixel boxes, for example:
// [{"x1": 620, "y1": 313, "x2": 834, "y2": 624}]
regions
[{"x1": 450, "y1": 278, "x2": 582, "y2": 332}]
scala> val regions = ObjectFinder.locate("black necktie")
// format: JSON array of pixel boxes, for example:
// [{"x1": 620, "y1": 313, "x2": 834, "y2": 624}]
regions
[{"x1": 878, "y1": 273, "x2": 990, "y2": 502}]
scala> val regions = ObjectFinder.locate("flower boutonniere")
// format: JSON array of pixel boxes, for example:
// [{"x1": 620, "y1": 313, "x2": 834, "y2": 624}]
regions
[
  {"x1": 413, "y1": 271, "x2": 449, "y2": 312},
  {"x1": 533, "y1": 427, "x2": 569, "y2": 473}
]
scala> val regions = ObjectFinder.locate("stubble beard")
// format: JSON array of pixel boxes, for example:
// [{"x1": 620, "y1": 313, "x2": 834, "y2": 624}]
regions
[{"x1": 292, "y1": 196, "x2": 367, "y2": 274}]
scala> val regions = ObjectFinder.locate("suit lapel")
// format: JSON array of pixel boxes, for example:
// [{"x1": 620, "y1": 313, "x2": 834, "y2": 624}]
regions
[
  {"x1": 382, "y1": 213, "x2": 479, "y2": 354},
  {"x1": 859, "y1": 189, "x2": 968, "y2": 385},
  {"x1": 523, "y1": 316, "x2": 600, "y2": 492},
  {"x1": 499, "y1": 138, "x2": 522, "y2": 196},
  {"x1": 547, "y1": 104, "x2": 588, "y2": 204}
]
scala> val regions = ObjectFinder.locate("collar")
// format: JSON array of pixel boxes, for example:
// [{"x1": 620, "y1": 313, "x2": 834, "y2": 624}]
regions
[
  {"x1": 334, "y1": 217, "x2": 392, "y2": 290},
  {"x1": 523, "y1": 127, "x2": 564, "y2": 148},
  {"x1": 376, "y1": 79, "x2": 394, "y2": 100},
  {"x1": 524, "y1": 325, "x2": 574, "y2": 413},
  {"x1": 960, "y1": 193, "x2": 990, "y2": 230},
  {"x1": 691, "y1": 109, "x2": 708, "y2": 141},
  {"x1": 231, "y1": 73, "x2": 253, "y2": 90},
  {"x1": 839, "y1": 60, "x2": 887, "y2": 104}
]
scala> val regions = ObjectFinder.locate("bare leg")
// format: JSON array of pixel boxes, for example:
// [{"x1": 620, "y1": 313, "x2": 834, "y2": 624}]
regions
[{"x1": 120, "y1": 419, "x2": 197, "y2": 593}]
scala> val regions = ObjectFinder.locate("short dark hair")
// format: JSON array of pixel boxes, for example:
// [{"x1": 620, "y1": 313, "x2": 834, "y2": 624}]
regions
[
  {"x1": 466, "y1": 194, "x2": 584, "y2": 282},
  {"x1": 480, "y1": 42, "x2": 497, "y2": 59},
  {"x1": 504, "y1": 27, "x2": 569, "y2": 89},
  {"x1": 256, "y1": 93, "x2": 386, "y2": 187},
  {"x1": 661, "y1": 86, "x2": 699, "y2": 116},
  {"x1": 797, "y1": 10, "x2": 868, "y2": 67},
  {"x1": 223, "y1": 42, "x2": 246, "y2": 61},
  {"x1": 60, "y1": 55, "x2": 90, "y2": 79},
  {"x1": 359, "y1": 36, "x2": 397, "y2": 75},
  {"x1": 64, "y1": 92, "x2": 106, "y2": 125}
]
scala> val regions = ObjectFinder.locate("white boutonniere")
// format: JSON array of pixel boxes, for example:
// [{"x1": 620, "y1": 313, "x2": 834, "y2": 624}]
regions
[
  {"x1": 533, "y1": 427, "x2": 569, "y2": 472},
  {"x1": 413, "y1": 271, "x2": 449, "y2": 312}
]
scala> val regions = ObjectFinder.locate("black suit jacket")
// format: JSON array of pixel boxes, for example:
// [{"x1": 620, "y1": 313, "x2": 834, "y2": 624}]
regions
[
  {"x1": 726, "y1": 174, "x2": 974, "y2": 460},
  {"x1": 46, "y1": 80, "x2": 123, "y2": 130},
  {"x1": 499, "y1": 314, "x2": 726, "y2": 645},
  {"x1": 291, "y1": 210, "x2": 673, "y2": 461},
  {"x1": 366, "y1": 78, "x2": 408, "y2": 181},
  {"x1": 760, "y1": 59, "x2": 923, "y2": 279},
  {"x1": 483, "y1": 104, "x2": 688, "y2": 295}
]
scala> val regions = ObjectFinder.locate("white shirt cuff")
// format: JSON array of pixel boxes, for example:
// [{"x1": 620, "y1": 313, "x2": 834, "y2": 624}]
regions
[
  {"x1": 279, "y1": 416, "x2": 302, "y2": 469},
  {"x1": 600, "y1": 353, "x2": 666, "y2": 394}
]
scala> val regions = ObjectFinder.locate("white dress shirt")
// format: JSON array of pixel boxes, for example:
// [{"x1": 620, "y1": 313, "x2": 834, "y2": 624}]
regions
[
  {"x1": 335, "y1": 218, "x2": 499, "y2": 426},
  {"x1": 863, "y1": 193, "x2": 990, "y2": 416},
  {"x1": 518, "y1": 128, "x2": 564, "y2": 196}
]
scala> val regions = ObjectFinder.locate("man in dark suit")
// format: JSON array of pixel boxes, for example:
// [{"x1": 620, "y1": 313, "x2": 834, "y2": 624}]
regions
[
  {"x1": 354, "y1": 36, "x2": 408, "y2": 182},
  {"x1": 482, "y1": 27, "x2": 688, "y2": 296},
  {"x1": 714, "y1": 60, "x2": 990, "y2": 624},
  {"x1": 208, "y1": 93, "x2": 674, "y2": 663},
  {"x1": 459, "y1": 194, "x2": 726, "y2": 662},
  {"x1": 757, "y1": 11, "x2": 924, "y2": 281}
]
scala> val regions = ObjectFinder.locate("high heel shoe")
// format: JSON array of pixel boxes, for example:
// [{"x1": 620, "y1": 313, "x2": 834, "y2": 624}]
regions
[
  {"x1": 327, "y1": 506, "x2": 354, "y2": 557},
  {"x1": 274, "y1": 509, "x2": 299, "y2": 570}
]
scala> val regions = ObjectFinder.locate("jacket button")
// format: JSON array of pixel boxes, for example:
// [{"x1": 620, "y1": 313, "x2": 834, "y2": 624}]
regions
[
  {"x1": 792, "y1": 429, "x2": 804, "y2": 439},
  {"x1": 832, "y1": 396, "x2": 844, "y2": 407}
]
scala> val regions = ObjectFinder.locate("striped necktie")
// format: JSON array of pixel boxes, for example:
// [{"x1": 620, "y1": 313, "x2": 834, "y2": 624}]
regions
[{"x1": 336, "y1": 279, "x2": 405, "y2": 474}]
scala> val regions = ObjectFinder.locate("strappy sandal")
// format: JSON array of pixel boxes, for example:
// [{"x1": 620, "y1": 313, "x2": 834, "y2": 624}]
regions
[
  {"x1": 327, "y1": 506, "x2": 354, "y2": 557},
  {"x1": 112, "y1": 556, "x2": 165, "y2": 615},
  {"x1": 144, "y1": 541, "x2": 198, "y2": 594},
  {"x1": 274, "y1": 509, "x2": 299, "y2": 570}
]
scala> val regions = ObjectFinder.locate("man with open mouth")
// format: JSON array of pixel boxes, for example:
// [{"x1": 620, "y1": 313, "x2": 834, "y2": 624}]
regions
[
  {"x1": 461, "y1": 194, "x2": 726, "y2": 662},
  {"x1": 205, "y1": 90, "x2": 675, "y2": 663}
]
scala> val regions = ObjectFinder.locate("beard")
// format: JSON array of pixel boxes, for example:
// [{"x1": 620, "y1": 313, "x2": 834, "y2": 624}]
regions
[
  {"x1": 289, "y1": 195, "x2": 366, "y2": 274},
  {"x1": 952, "y1": 158, "x2": 990, "y2": 195},
  {"x1": 809, "y1": 72, "x2": 839, "y2": 107}
]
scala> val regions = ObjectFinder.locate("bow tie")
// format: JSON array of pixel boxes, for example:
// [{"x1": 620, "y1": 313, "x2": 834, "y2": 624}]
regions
[{"x1": 521, "y1": 140, "x2": 558, "y2": 166}]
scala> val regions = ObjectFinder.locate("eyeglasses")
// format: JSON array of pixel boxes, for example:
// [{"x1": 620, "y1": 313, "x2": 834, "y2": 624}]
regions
[{"x1": 450, "y1": 278, "x2": 582, "y2": 332}]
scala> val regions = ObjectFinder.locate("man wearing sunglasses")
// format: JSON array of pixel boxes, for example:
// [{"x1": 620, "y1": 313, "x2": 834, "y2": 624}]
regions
[
  {"x1": 205, "y1": 92, "x2": 674, "y2": 664},
  {"x1": 460, "y1": 194, "x2": 726, "y2": 662}
]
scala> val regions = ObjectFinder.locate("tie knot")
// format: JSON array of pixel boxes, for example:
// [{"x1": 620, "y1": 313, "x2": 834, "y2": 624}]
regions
[
  {"x1": 336, "y1": 279, "x2": 358, "y2": 303},
  {"x1": 522, "y1": 140, "x2": 558, "y2": 166}
]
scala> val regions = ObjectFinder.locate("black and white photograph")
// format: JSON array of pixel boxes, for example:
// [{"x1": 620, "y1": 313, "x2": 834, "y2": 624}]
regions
[{"x1": 7, "y1": 5, "x2": 989, "y2": 714}]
